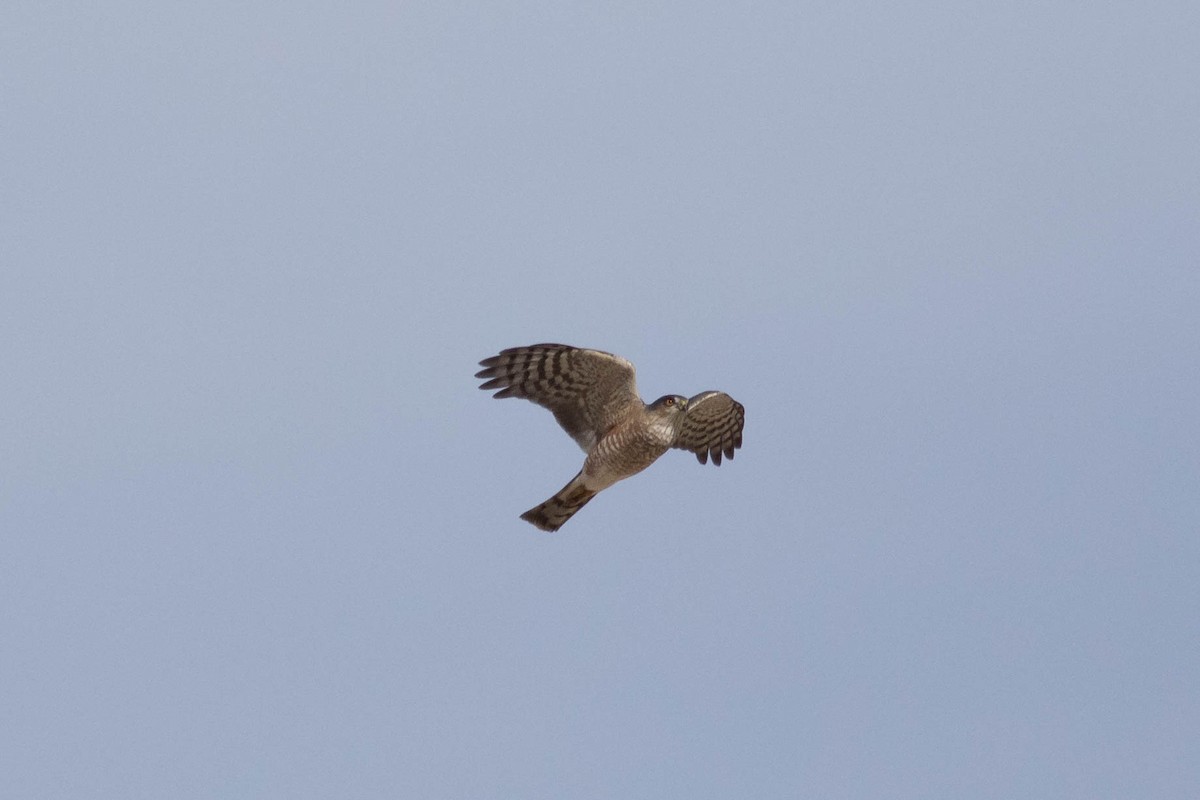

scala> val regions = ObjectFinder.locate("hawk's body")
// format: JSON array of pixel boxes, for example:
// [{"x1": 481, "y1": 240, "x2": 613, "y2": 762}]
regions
[{"x1": 476, "y1": 343, "x2": 745, "y2": 531}]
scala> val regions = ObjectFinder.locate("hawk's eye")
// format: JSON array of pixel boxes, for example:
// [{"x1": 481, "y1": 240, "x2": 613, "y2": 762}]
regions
[{"x1": 664, "y1": 397, "x2": 675, "y2": 406}]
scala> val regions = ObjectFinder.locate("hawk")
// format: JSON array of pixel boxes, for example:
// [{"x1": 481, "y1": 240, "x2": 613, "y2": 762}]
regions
[{"x1": 476, "y1": 343, "x2": 745, "y2": 532}]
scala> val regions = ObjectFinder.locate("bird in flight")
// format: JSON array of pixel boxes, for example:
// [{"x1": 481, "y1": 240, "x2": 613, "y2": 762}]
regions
[{"x1": 476, "y1": 343, "x2": 745, "y2": 532}]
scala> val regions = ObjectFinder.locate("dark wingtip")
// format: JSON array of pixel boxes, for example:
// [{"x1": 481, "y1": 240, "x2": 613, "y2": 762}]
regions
[{"x1": 695, "y1": 451, "x2": 708, "y2": 465}]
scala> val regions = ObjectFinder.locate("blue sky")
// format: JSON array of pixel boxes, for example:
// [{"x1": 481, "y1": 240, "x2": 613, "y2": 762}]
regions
[{"x1": 3, "y1": 2, "x2": 1198, "y2": 797}]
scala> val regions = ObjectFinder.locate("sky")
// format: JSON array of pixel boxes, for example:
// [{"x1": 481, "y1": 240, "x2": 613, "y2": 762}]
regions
[{"x1": 2, "y1": 2, "x2": 1198, "y2": 798}]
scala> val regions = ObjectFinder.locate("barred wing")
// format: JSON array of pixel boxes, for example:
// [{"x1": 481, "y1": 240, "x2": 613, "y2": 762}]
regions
[
  {"x1": 673, "y1": 391, "x2": 745, "y2": 466},
  {"x1": 475, "y1": 343, "x2": 640, "y2": 451}
]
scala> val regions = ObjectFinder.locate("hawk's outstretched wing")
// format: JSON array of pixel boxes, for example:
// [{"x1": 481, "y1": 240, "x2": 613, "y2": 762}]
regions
[
  {"x1": 672, "y1": 391, "x2": 745, "y2": 465},
  {"x1": 476, "y1": 343, "x2": 641, "y2": 451}
]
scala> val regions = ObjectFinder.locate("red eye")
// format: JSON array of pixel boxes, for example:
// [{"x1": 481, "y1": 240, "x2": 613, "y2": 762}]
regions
[{"x1": 665, "y1": 397, "x2": 675, "y2": 406}]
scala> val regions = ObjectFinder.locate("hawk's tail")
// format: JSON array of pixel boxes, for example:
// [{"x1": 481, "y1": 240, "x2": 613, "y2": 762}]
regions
[{"x1": 520, "y1": 472, "x2": 597, "y2": 532}]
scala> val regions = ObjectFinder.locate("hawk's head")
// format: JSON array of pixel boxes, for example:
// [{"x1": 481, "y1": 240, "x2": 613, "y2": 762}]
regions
[
  {"x1": 647, "y1": 395, "x2": 689, "y2": 440},
  {"x1": 649, "y1": 394, "x2": 688, "y2": 412}
]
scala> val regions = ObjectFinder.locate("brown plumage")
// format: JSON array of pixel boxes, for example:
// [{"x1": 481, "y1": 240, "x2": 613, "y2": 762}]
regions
[{"x1": 476, "y1": 343, "x2": 745, "y2": 532}]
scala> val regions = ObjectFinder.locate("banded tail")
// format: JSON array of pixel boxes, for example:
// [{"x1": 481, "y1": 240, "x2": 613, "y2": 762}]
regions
[{"x1": 520, "y1": 472, "x2": 597, "y2": 532}]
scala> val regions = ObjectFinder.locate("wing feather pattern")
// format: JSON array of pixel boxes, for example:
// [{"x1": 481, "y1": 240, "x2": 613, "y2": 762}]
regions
[
  {"x1": 672, "y1": 391, "x2": 745, "y2": 465},
  {"x1": 475, "y1": 343, "x2": 640, "y2": 451}
]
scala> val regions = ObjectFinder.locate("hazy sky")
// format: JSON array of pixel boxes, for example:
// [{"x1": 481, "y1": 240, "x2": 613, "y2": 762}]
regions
[{"x1": 3, "y1": 2, "x2": 1198, "y2": 798}]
